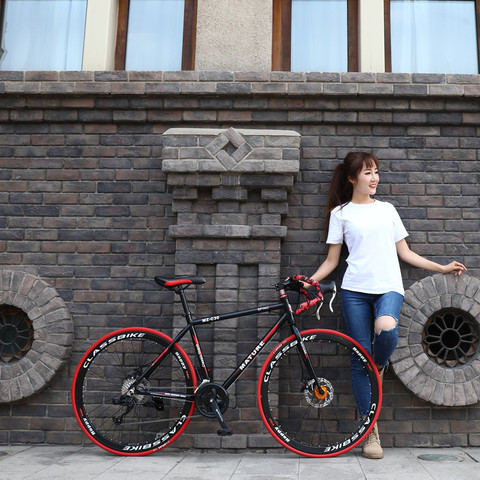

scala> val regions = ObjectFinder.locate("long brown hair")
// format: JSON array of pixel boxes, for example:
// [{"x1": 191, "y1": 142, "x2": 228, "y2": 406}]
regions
[{"x1": 323, "y1": 152, "x2": 379, "y2": 238}]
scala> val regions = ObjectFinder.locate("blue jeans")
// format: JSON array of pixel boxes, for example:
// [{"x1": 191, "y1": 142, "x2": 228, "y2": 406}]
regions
[{"x1": 341, "y1": 289, "x2": 403, "y2": 416}]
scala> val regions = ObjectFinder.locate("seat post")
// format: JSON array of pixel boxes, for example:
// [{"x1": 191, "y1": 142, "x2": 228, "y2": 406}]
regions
[{"x1": 176, "y1": 286, "x2": 195, "y2": 323}]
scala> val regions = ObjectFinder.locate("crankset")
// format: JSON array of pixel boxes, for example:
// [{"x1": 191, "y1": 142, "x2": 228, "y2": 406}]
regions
[
  {"x1": 195, "y1": 382, "x2": 232, "y2": 436},
  {"x1": 195, "y1": 382, "x2": 229, "y2": 418}
]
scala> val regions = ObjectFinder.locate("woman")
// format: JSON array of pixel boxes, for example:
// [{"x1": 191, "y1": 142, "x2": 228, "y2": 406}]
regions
[{"x1": 308, "y1": 152, "x2": 466, "y2": 459}]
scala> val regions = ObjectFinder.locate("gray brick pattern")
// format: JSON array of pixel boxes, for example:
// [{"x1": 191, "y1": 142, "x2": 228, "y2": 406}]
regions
[{"x1": 0, "y1": 72, "x2": 478, "y2": 450}]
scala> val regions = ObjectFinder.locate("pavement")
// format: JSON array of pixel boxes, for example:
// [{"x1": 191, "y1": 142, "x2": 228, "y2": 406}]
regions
[{"x1": 0, "y1": 445, "x2": 479, "y2": 480}]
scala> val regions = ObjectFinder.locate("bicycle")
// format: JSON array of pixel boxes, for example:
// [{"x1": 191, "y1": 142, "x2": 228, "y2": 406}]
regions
[{"x1": 72, "y1": 275, "x2": 382, "y2": 457}]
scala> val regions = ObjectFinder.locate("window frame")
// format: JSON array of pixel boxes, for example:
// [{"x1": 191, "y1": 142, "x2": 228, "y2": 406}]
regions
[
  {"x1": 272, "y1": 0, "x2": 359, "y2": 72},
  {"x1": 115, "y1": 0, "x2": 197, "y2": 70},
  {"x1": 384, "y1": 0, "x2": 480, "y2": 73}
]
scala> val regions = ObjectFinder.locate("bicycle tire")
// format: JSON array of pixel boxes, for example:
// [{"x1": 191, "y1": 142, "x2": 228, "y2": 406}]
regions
[
  {"x1": 257, "y1": 328, "x2": 382, "y2": 457},
  {"x1": 72, "y1": 327, "x2": 197, "y2": 456}
]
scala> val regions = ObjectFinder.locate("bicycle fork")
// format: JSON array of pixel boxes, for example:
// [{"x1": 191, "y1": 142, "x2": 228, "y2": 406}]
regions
[
  {"x1": 277, "y1": 284, "x2": 325, "y2": 398},
  {"x1": 291, "y1": 325, "x2": 327, "y2": 400}
]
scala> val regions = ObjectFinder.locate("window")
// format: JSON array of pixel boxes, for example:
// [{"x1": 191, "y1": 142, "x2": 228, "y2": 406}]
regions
[
  {"x1": 385, "y1": 0, "x2": 480, "y2": 73},
  {"x1": 273, "y1": 0, "x2": 359, "y2": 72},
  {"x1": 0, "y1": 0, "x2": 87, "y2": 71},
  {"x1": 115, "y1": 0, "x2": 196, "y2": 70}
]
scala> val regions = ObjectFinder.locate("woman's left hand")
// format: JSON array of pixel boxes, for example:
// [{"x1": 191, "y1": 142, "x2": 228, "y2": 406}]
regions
[{"x1": 443, "y1": 261, "x2": 467, "y2": 276}]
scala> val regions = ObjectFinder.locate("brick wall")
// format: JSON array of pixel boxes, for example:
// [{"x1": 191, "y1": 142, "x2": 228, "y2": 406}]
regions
[{"x1": 0, "y1": 70, "x2": 479, "y2": 449}]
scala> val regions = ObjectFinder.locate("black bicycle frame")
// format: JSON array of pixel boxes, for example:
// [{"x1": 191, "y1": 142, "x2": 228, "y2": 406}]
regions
[{"x1": 135, "y1": 285, "x2": 320, "y2": 401}]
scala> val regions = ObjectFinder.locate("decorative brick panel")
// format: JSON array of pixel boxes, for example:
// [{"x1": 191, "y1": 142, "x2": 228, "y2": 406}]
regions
[{"x1": 161, "y1": 127, "x2": 299, "y2": 443}]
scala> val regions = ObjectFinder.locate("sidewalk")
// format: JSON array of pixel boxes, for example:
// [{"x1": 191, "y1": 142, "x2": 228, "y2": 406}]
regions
[{"x1": 0, "y1": 445, "x2": 479, "y2": 480}]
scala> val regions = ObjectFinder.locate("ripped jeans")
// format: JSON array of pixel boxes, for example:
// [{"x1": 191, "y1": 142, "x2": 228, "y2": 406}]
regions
[{"x1": 341, "y1": 289, "x2": 403, "y2": 416}]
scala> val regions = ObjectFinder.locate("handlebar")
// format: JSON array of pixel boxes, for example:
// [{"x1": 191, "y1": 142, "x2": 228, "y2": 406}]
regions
[{"x1": 277, "y1": 275, "x2": 337, "y2": 317}]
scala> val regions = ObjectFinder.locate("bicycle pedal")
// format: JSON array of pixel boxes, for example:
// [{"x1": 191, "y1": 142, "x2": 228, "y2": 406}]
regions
[{"x1": 217, "y1": 427, "x2": 233, "y2": 437}]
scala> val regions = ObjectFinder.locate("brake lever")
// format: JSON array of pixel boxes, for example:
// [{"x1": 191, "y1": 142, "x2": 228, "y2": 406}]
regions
[
  {"x1": 328, "y1": 284, "x2": 337, "y2": 313},
  {"x1": 315, "y1": 284, "x2": 337, "y2": 321}
]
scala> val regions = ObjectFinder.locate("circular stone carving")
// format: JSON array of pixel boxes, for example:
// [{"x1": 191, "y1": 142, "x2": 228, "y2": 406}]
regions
[
  {"x1": 391, "y1": 274, "x2": 480, "y2": 406},
  {"x1": 0, "y1": 305, "x2": 34, "y2": 362},
  {"x1": 0, "y1": 270, "x2": 73, "y2": 403}
]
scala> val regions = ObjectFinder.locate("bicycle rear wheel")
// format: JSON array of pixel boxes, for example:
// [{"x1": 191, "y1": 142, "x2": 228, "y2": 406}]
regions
[
  {"x1": 72, "y1": 328, "x2": 197, "y2": 456},
  {"x1": 258, "y1": 329, "x2": 381, "y2": 457}
]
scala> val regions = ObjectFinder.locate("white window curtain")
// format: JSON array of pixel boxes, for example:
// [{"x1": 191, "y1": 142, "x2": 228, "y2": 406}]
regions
[
  {"x1": 291, "y1": 0, "x2": 348, "y2": 72},
  {"x1": 391, "y1": 0, "x2": 478, "y2": 74},
  {"x1": 0, "y1": 0, "x2": 87, "y2": 71},
  {"x1": 125, "y1": 0, "x2": 185, "y2": 71}
]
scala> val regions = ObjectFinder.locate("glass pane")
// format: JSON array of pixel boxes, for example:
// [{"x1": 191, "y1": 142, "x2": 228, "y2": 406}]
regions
[
  {"x1": 291, "y1": 0, "x2": 348, "y2": 72},
  {"x1": 125, "y1": 0, "x2": 185, "y2": 71},
  {"x1": 391, "y1": 0, "x2": 478, "y2": 74},
  {"x1": 0, "y1": 0, "x2": 87, "y2": 71}
]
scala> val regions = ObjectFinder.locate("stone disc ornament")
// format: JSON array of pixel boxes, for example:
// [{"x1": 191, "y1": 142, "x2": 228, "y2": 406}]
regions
[
  {"x1": 391, "y1": 274, "x2": 480, "y2": 406},
  {"x1": 0, "y1": 270, "x2": 73, "y2": 403}
]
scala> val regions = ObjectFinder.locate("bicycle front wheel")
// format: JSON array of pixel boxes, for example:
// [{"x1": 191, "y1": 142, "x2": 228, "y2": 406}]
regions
[
  {"x1": 72, "y1": 328, "x2": 197, "y2": 456},
  {"x1": 258, "y1": 329, "x2": 381, "y2": 457}
]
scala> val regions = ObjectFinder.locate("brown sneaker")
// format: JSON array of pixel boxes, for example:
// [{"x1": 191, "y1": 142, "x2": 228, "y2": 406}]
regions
[{"x1": 362, "y1": 422, "x2": 383, "y2": 459}]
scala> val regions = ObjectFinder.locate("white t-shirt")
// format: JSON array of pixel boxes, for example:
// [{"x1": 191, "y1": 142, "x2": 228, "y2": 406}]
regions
[{"x1": 326, "y1": 200, "x2": 408, "y2": 295}]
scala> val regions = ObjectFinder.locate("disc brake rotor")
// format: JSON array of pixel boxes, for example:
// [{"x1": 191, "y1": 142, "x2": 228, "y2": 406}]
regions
[{"x1": 304, "y1": 378, "x2": 334, "y2": 408}]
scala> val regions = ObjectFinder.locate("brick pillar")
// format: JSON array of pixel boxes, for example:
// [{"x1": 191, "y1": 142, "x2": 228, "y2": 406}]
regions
[{"x1": 162, "y1": 127, "x2": 300, "y2": 448}]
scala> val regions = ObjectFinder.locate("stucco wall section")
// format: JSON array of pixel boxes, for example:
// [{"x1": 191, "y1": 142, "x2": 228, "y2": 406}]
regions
[
  {"x1": 195, "y1": 0, "x2": 272, "y2": 71},
  {"x1": 82, "y1": 0, "x2": 118, "y2": 70},
  {"x1": 359, "y1": 0, "x2": 385, "y2": 72}
]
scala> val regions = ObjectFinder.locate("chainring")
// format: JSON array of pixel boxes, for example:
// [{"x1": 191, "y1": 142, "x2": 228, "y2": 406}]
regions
[{"x1": 195, "y1": 382, "x2": 230, "y2": 418}]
